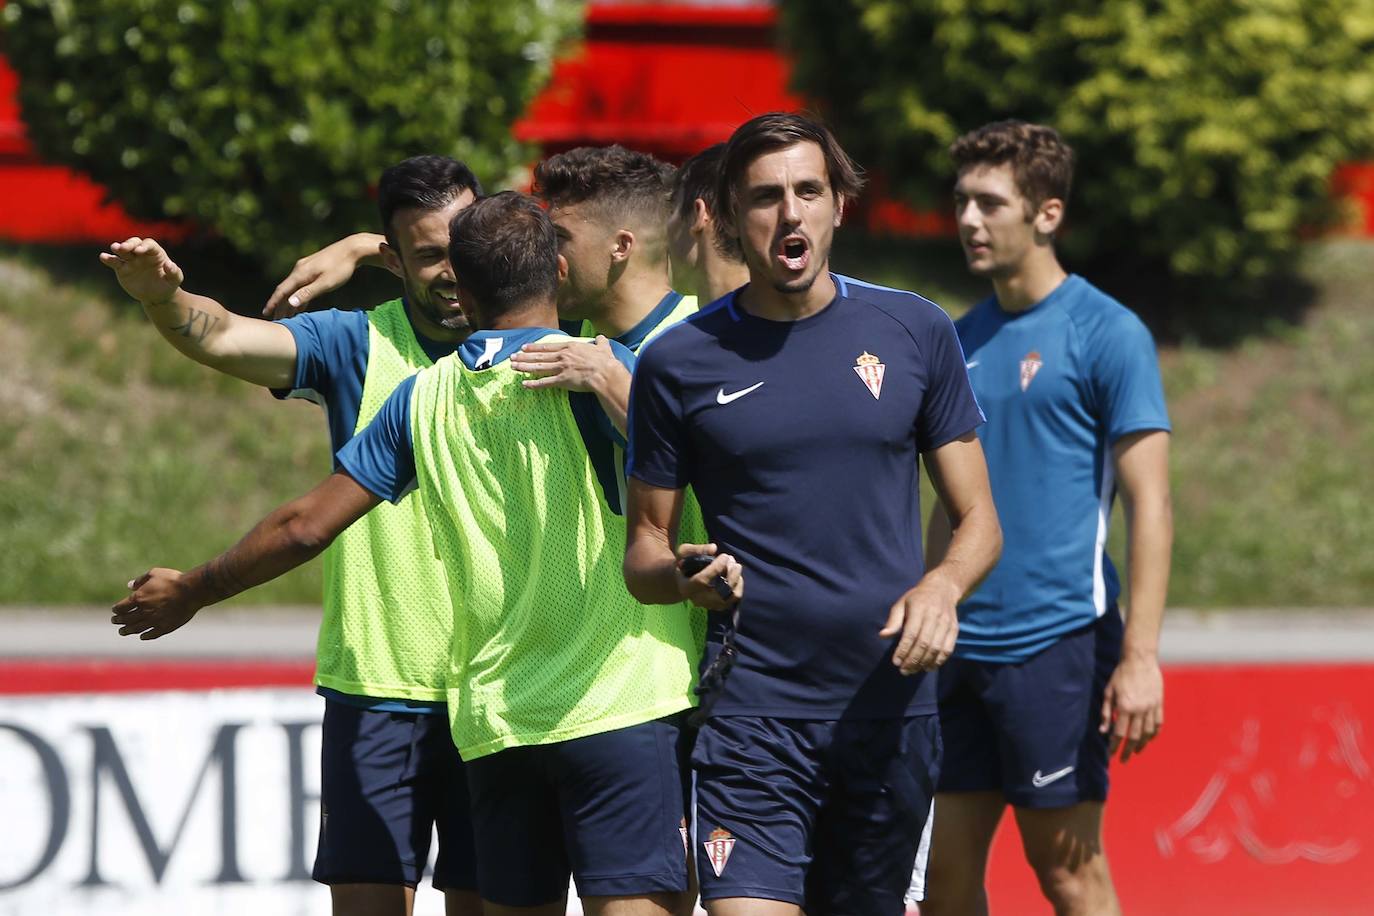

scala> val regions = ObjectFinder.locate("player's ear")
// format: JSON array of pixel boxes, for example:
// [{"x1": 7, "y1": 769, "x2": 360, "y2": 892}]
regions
[
  {"x1": 556, "y1": 253, "x2": 569, "y2": 285},
  {"x1": 1035, "y1": 197, "x2": 1065, "y2": 237},
  {"x1": 833, "y1": 193, "x2": 846, "y2": 229},
  {"x1": 692, "y1": 198, "x2": 711, "y2": 234},
  {"x1": 610, "y1": 228, "x2": 635, "y2": 263},
  {"x1": 379, "y1": 241, "x2": 404, "y2": 280}
]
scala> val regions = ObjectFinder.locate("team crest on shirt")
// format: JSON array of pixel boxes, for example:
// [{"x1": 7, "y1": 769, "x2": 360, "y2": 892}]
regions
[
  {"x1": 1020, "y1": 350, "x2": 1044, "y2": 391},
  {"x1": 853, "y1": 351, "x2": 885, "y2": 400},
  {"x1": 703, "y1": 827, "x2": 736, "y2": 877}
]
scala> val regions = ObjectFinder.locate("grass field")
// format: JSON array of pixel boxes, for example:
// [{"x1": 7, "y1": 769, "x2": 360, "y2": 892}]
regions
[{"x1": 2, "y1": 237, "x2": 1370, "y2": 608}]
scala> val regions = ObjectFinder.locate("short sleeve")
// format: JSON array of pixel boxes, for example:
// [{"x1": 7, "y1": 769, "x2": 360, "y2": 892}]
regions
[
  {"x1": 1087, "y1": 311, "x2": 1171, "y2": 442},
  {"x1": 626, "y1": 339, "x2": 691, "y2": 490},
  {"x1": 916, "y1": 309, "x2": 986, "y2": 450},
  {"x1": 336, "y1": 376, "x2": 418, "y2": 503},
  {"x1": 271, "y1": 309, "x2": 369, "y2": 399},
  {"x1": 570, "y1": 339, "x2": 637, "y2": 449},
  {"x1": 596, "y1": 340, "x2": 638, "y2": 448}
]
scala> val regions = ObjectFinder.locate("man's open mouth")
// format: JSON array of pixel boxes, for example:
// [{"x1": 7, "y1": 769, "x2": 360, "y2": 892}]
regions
[{"x1": 777, "y1": 235, "x2": 810, "y2": 272}]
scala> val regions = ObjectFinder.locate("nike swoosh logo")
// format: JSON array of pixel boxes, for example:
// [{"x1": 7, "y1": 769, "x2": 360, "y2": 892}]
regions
[
  {"x1": 1031, "y1": 765, "x2": 1075, "y2": 788},
  {"x1": 965, "y1": 360, "x2": 979, "y2": 369},
  {"x1": 716, "y1": 382, "x2": 764, "y2": 405}
]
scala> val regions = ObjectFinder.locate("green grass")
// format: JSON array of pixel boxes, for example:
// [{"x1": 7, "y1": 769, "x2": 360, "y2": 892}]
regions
[
  {"x1": 2, "y1": 237, "x2": 1371, "y2": 607},
  {"x1": 1158, "y1": 241, "x2": 1374, "y2": 605},
  {"x1": 843, "y1": 236, "x2": 1374, "y2": 608},
  {"x1": 0, "y1": 244, "x2": 336, "y2": 606}
]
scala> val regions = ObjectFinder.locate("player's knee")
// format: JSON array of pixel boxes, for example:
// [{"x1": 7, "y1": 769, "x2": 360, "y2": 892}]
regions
[{"x1": 1029, "y1": 855, "x2": 1114, "y2": 915}]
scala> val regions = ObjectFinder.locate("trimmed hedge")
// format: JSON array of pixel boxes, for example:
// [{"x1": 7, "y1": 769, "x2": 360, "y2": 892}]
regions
[
  {"x1": 2, "y1": 0, "x2": 580, "y2": 271},
  {"x1": 781, "y1": 0, "x2": 1374, "y2": 282}
]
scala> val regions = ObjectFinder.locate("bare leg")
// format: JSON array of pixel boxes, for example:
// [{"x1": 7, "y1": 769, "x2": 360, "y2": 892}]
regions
[
  {"x1": 444, "y1": 888, "x2": 486, "y2": 915},
  {"x1": 919, "y1": 791, "x2": 1005, "y2": 916},
  {"x1": 671, "y1": 840, "x2": 700, "y2": 916},
  {"x1": 1013, "y1": 802, "x2": 1121, "y2": 916},
  {"x1": 330, "y1": 883, "x2": 415, "y2": 916},
  {"x1": 584, "y1": 893, "x2": 681, "y2": 916},
  {"x1": 704, "y1": 899, "x2": 801, "y2": 916},
  {"x1": 481, "y1": 900, "x2": 566, "y2": 916}
]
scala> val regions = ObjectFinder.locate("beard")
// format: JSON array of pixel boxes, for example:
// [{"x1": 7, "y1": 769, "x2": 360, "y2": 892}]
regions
[
  {"x1": 405, "y1": 278, "x2": 471, "y2": 332},
  {"x1": 772, "y1": 271, "x2": 820, "y2": 294}
]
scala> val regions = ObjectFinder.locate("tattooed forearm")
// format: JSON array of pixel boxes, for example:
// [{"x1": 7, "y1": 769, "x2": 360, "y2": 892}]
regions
[
  {"x1": 200, "y1": 553, "x2": 248, "y2": 604},
  {"x1": 169, "y1": 307, "x2": 221, "y2": 344}
]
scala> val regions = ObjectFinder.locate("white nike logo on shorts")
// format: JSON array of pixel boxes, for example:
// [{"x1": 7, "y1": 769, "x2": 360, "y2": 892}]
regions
[
  {"x1": 716, "y1": 382, "x2": 764, "y2": 405},
  {"x1": 1031, "y1": 765, "x2": 1075, "y2": 788}
]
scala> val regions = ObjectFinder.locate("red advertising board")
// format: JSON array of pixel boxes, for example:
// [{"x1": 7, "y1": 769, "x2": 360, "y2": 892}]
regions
[{"x1": 980, "y1": 664, "x2": 1374, "y2": 914}]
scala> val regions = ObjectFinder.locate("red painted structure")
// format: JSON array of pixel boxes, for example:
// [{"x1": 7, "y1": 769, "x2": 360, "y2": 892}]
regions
[
  {"x1": 0, "y1": 55, "x2": 187, "y2": 243},
  {"x1": 0, "y1": 2, "x2": 1369, "y2": 243},
  {"x1": 3, "y1": 659, "x2": 1370, "y2": 914}
]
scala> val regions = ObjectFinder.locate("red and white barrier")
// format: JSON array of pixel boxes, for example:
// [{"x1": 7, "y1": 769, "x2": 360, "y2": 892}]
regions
[{"x1": 1, "y1": 659, "x2": 1371, "y2": 914}]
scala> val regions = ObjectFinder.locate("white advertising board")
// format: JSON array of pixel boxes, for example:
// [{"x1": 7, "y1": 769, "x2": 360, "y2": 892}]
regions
[{"x1": 0, "y1": 687, "x2": 453, "y2": 916}]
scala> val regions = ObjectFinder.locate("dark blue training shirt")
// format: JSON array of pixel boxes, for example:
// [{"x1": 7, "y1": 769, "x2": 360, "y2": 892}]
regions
[
  {"x1": 953, "y1": 275, "x2": 1170, "y2": 662},
  {"x1": 627, "y1": 274, "x2": 984, "y2": 718}
]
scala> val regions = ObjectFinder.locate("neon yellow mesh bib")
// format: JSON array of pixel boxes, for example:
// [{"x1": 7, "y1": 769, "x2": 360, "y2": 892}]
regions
[
  {"x1": 409, "y1": 338, "x2": 697, "y2": 759},
  {"x1": 582, "y1": 294, "x2": 709, "y2": 651},
  {"x1": 315, "y1": 299, "x2": 452, "y2": 702}
]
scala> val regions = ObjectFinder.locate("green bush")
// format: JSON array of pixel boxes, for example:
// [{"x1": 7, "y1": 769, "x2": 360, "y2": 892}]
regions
[
  {"x1": 782, "y1": 0, "x2": 1374, "y2": 282},
  {"x1": 1, "y1": 0, "x2": 580, "y2": 272}
]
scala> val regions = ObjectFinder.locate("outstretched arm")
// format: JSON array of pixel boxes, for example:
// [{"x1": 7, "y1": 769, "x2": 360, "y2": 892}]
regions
[
  {"x1": 100, "y1": 237, "x2": 299, "y2": 388},
  {"x1": 882, "y1": 432, "x2": 1001, "y2": 674},
  {"x1": 1101, "y1": 429, "x2": 1173, "y2": 762},
  {"x1": 110, "y1": 472, "x2": 380, "y2": 639}
]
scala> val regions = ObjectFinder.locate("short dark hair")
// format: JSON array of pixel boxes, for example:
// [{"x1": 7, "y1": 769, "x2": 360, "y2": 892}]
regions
[
  {"x1": 949, "y1": 120, "x2": 1075, "y2": 212},
  {"x1": 532, "y1": 145, "x2": 675, "y2": 229},
  {"x1": 670, "y1": 143, "x2": 743, "y2": 262},
  {"x1": 716, "y1": 112, "x2": 866, "y2": 232},
  {"x1": 377, "y1": 155, "x2": 483, "y2": 246},
  {"x1": 447, "y1": 192, "x2": 558, "y2": 321}
]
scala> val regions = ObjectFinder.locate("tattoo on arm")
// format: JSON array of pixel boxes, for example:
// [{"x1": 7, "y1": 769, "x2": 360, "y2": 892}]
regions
[
  {"x1": 169, "y1": 307, "x2": 221, "y2": 344},
  {"x1": 201, "y1": 554, "x2": 246, "y2": 603}
]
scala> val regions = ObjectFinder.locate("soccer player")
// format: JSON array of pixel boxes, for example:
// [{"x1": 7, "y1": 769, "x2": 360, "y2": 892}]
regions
[
  {"x1": 511, "y1": 146, "x2": 697, "y2": 495},
  {"x1": 519, "y1": 143, "x2": 715, "y2": 916},
  {"x1": 921, "y1": 121, "x2": 1173, "y2": 916},
  {"x1": 100, "y1": 155, "x2": 484, "y2": 916},
  {"x1": 664, "y1": 143, "x2": 750, "y2": 304},
  {"x1": 111, "y1": 191, "x2": 705, "y2": 916},
  {"x1": 623, "y1": 112, "x2": 1003, "y2": 916}
]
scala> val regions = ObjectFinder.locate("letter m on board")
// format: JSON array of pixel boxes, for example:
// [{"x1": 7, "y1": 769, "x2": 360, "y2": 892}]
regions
[{"x1": 81, "y1": 723, "x2": 245, "y2": 886}]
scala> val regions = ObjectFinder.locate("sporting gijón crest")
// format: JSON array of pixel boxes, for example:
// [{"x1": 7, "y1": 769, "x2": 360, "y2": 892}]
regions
[
  {"x1": 853, "y1": 351, "x2": 885, "y2": 399},
  {"x1": 703, "y1": 827, "x2": 736, "y2": 877},
  {"x1": 1020, "y1": 350, "x2": 1043, "y2": 391}
]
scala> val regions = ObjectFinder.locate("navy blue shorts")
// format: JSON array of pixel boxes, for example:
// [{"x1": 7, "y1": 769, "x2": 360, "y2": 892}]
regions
[
  {"x1": 313, "y1": 699, "x2": 476, "y2": 889},
  {"x1": 691, "y1": 714, "x2": 941, "y2": 914},
  {"x1": 464, "y1": 714, "x2": 691, "y2": 907},
  {"x1": 937, "y1": 606, "x2": 1124, "y2": 808}
]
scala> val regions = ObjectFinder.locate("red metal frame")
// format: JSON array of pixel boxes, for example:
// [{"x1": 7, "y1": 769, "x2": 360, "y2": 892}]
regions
[{"x1": 0, "y1": 3, "x2": 1370, "y2": 244}]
